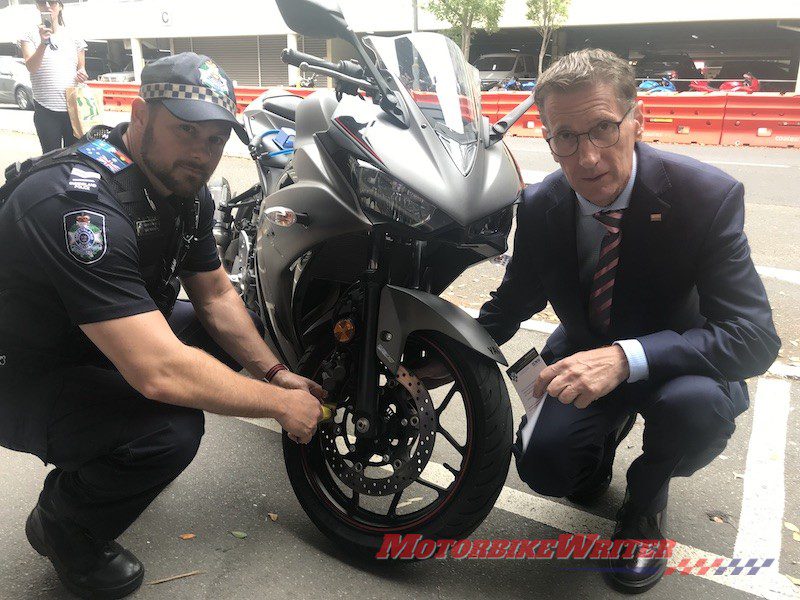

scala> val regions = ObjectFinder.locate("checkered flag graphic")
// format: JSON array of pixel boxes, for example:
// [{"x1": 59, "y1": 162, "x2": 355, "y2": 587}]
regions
[{"x1": 666, "y1": 558, "x2": 776, "y2": 576}]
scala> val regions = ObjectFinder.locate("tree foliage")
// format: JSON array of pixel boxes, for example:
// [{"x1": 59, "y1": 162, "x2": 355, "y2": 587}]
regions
[
  {"x1": 426, "y1": 0, "x2": 505, "y2": 62},
  {"x1": 526, "y1": 0, "x2": 570, "y2": 75}
]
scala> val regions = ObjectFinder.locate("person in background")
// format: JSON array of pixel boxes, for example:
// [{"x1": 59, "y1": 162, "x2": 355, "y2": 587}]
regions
[{"x1": 19, "y1": 0, "x2": 88, "y2": 152}]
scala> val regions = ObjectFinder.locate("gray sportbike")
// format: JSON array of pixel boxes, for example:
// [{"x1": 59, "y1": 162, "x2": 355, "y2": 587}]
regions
[{"x1": 213, "y1": 0, "x2": 537, "y2": 556}]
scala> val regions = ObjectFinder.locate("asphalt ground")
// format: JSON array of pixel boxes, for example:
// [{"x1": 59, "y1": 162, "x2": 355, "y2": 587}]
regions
[{"x1": 0, "y1": 106, "x2": 799, "y2": 599}]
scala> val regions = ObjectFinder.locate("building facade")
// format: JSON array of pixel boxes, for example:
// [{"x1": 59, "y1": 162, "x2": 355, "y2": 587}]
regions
[{"x1": 1, "y1": 0, "x2": 798, "y2": 90}]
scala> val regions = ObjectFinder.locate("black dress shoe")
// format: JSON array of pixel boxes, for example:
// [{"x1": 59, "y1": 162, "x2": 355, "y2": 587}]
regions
[
  {"x1": 604, "y1": 498, "x2": 668, "y2": 594},
  {"x1": 567, "y1": 413, "x2": 637, "y2": 505},
  {"x1": 25, "y1": 502, "x2": 144, "y2": 599}
]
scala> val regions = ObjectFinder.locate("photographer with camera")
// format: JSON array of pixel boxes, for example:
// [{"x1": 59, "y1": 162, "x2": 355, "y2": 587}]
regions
[{"x1": 19, "y1": 0, "x2": 88, "y2": 152}]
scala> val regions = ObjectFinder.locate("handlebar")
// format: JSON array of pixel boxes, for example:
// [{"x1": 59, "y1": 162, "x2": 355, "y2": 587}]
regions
[{"x1": 281, "y1": 48, "x2": 364, "y2": 81}]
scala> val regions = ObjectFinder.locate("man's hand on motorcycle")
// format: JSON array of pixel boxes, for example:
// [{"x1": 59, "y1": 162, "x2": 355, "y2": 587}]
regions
[
  {"x1": 532, "y1": 346, "x2": 629, "y2": 409},
  {"x1": 272, "y1": 369, "x2": 328, "y2": 401},
  {"x1": 413, "y1": 358, "x2": 453, "y2": 390},
  {"x1": 279, "y1": 388, "x2": 324, "y2": 444}
]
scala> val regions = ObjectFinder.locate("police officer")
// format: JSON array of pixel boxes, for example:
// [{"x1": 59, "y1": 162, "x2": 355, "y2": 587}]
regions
[{"x1": 0, "y1": 53, "x2": 325, "y2": 599}]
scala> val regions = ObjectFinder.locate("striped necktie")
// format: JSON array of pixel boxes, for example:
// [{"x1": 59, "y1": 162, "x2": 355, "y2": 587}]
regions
[{"x1": 589, "y1": 210, "x2": 624, "y2": 334}]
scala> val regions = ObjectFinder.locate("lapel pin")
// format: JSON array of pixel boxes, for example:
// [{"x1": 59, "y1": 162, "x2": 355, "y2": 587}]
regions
[{"x1": 650, "y1": 213, "x2": 662, "y2": 222}]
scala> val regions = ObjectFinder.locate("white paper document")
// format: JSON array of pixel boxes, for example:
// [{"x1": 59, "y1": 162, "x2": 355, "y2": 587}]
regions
[{"x1": 507, "y1": 346, "x2": 548, "y2": 452}]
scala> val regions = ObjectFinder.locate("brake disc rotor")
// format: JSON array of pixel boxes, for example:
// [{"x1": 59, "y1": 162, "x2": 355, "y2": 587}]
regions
[{"x1": 318, "y1": 365, "x2": 437, "y2": 497}]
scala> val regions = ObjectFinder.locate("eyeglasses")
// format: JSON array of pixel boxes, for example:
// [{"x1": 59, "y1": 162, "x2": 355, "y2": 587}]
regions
[
  {"x1": 545, "y1": 105, "x2": 635, "y2": 158},
  {"x1": 36, "y1": 0, "x2": 60, "y2": 6}
]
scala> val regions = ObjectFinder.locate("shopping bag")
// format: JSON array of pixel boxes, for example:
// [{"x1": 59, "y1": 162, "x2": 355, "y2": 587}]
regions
[{"x1": 66, "y1": 85, "x2": 105, "y2": 138}]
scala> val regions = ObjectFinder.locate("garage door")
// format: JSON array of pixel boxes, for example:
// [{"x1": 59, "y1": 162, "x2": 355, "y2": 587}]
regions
[{"x1": 171, "y1": 35, "x2": 328, "y2": 87}]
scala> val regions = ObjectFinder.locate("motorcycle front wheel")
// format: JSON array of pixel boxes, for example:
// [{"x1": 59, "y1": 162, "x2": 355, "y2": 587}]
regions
[{"x1": 283, "y1": 331, "x2": 513, "y2": 558}]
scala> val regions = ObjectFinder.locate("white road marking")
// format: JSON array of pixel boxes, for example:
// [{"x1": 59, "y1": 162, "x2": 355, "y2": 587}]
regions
[
  {"x1": 708, "y1": 161, "x2": 791, "y2": 169},
  {"x1": 493, "y1": 250, "x2": 800, "y2": 289},
  {"x1": 756, "y1": 266, "x2": 800, "y2": 286},
  {"x1": 508, "y1": 147, "x2": 552, "y2": 154},
  {"x1": 768, "y1": 362, "x2": 800, "y2": 379},
  {"x1": 521, "y1": 169, "x2": 550, "y2": 184},
  {"x1": 458, "y1": 305, "x2": 557, "y2": 334},
  {"x1": 238, "y1": 415, "x2": 799, "y2": 600},
  {"x1": 734, "y1": 378, "x2": 791, "y2": 571}
]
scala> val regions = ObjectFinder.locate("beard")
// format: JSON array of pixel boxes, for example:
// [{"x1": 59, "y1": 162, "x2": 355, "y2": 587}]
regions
[{"x1": 140, "y1": 118, "x2": 210, "y2": 198}]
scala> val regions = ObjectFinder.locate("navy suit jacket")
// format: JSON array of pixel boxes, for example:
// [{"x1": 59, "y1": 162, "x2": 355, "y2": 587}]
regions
[{"x1": 478, "y1": 142, "x2": 780, "y2": 384}]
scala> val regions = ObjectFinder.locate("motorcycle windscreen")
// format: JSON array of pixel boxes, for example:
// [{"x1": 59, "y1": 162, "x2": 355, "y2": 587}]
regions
[{"x1": 364, "y1": 33, "x2": 481, "y2": 176}]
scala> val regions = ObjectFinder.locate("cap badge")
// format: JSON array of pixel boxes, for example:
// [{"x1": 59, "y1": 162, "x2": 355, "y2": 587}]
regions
[{"x1": 198, "y1": 60, "x2": 228, "y2": 97}]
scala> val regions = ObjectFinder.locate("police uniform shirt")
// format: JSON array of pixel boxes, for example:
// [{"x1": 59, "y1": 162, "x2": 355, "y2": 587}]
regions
[{"x1": 0, "y1": 123, "x2": 221, "y2": 375}]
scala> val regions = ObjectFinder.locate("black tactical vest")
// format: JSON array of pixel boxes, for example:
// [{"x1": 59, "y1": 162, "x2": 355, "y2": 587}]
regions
[{"x1": 0, "y1": 127, "x2": 199, "y2": 317}]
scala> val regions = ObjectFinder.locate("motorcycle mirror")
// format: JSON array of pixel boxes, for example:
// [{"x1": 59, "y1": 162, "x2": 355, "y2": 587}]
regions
[
  {"x1": 275, "y1": 0, "x2": 407, "y2": 128},
  {"x1": 275, "y1": 0, "x2": 349, "y2": 40},
  {"x1": 488, "y1": 92, "x2": 537, "y2": 146}
]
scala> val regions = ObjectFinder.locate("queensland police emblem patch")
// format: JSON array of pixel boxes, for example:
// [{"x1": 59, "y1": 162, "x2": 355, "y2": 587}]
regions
[
  {"x1": 63, "y1": 210, "x2": 106, "y2": 264},
  {"x1": 198, "y1": 60, "x2": 229, "y2": 97}
]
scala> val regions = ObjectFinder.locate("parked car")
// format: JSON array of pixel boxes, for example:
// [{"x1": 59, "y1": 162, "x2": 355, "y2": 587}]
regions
[
  {"x1": 474, "y1": 52, "x2": 537, "y2": 91},
  {"x1": 0, "y1": 55, "x2": 33, "y2": 110},
  {"x1": 84, "y1": 56, "x2": 111, "y2": 81},
  {"x1": 633, "y1": 53, "x2": 701, "y2": 91},
  {"x1": 98, "y1": 50, "x2": 170, "y2": 83},
  {"x1": 713, "y1": 60, "x2": 793, "y2": 92},
  {"x1": 84, "y1": 39, "x2": 111, "y2": 80},
  {"x1": 98, "y1": 61, "x2": 138, "y2": 83}
]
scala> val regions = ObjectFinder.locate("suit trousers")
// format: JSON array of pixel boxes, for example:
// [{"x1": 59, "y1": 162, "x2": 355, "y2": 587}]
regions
[
  {"x1": 513, "y1": 375, "x2": 748, "y2": 515},
  {"x1": 1, "y1": 300, "x2": 261, "y2": 541}
]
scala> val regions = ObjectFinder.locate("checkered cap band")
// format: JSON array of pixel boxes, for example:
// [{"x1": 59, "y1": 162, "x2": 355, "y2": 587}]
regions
[{"x1": 140, "y1": 83, "x2": 237, "y2": 116}]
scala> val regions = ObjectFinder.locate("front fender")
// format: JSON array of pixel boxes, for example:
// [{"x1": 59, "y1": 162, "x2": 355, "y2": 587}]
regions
[{"x1": 375, "y1": 285, "x2": 507, "y2": 374}]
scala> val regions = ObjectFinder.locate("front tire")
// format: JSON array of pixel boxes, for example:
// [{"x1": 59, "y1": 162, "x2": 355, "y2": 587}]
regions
[{"x1": 283, "y1": 331, "x2": 512, "y2": 558}]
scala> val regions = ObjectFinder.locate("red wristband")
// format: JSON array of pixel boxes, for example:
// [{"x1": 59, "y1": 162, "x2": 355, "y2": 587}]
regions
[{"x1": 264, "y1": 363, "x2": 289, "y2": 383}]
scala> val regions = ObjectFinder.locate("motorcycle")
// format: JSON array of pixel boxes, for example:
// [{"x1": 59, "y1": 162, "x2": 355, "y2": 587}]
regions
[
  {"x1": 491, "y1": 77, "x2": 536, "y2": 92},
  {"x1": 637, "y1": 76, "x2": 676, "y2": 94},
  {"x1": 298, "y1": 72, "x2": 317, "y2": 88},
  {"x1": 689, "y1": 72, "x2": 760, "y2": 93},
  {"x1": 210, "y1": 0, "x2": 536, "y2": 557}
]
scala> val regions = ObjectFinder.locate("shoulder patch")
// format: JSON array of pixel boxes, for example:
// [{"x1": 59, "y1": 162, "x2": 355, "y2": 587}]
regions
[
  {"x1": 63, "y1": 210, "x2": 107, "y2": 264},
  {"x1": 77, "y1": 139, "x2": 133, "y2": 174},
  {"x1": 66, "y1": 166, "x2": 101, "y2": 195}
]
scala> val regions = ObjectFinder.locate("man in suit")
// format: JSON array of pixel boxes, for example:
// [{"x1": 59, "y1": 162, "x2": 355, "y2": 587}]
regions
[{"x1": 478, "y1": 49, "x2": 780, "y2": 592}]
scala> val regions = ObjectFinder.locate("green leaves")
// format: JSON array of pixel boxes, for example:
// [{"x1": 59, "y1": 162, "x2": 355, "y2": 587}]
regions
[
  {"x1": 426, "y1": 0, "x2": 505, "y2": 30},
  {"x1": 525, "y1": 0, "x2": 571, "y2": 74},
  {"x1": 230, "y1": 531, "x2": 248, "y2": 540},
  {"x1": 425, "y1": 0, "x2": 507, "y2": 57},
  {"x1": 525, "y1": 0, "x2": 570, "y2": 27}
]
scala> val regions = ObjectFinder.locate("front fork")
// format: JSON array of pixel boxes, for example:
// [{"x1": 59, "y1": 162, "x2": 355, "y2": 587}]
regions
[{"x1": 353, "y1": 231, "x2": 385, "y2": 440}]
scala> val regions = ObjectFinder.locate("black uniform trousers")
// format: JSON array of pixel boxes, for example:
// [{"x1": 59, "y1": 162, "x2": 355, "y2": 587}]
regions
[
  {"x1": 513, "y1": 374, "x2": 748, "y2": 515},
  {"x1": 1, "y1": 300, "x2": 259, "y2": 542}
]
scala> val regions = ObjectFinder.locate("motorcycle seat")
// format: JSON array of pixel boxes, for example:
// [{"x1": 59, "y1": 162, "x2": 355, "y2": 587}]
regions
[{"x1": 264, "y1": 94, "x2": 303, "y2": 123}]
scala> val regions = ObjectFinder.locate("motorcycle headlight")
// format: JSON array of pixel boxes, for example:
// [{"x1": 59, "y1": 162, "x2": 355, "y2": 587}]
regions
[{"x1": 349, "y1": 158, "x2": 452, "y2": 232}]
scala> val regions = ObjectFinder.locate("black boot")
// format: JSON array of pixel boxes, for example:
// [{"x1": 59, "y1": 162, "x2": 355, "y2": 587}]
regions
[
  {"x1": 604, "y1": 494, "x2": 668, "y2": 594},
  {"x1": 25, "y1": 501, "x2": 144, "y2": 599},
  {"x1": 567, "y1": 413, "x2": 637, "y2": 505}
]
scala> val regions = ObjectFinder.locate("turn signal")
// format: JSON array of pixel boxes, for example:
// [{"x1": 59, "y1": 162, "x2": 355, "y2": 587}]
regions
[{"x1": 333, "y1": 318, "x2": 356, "y2": 343}]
